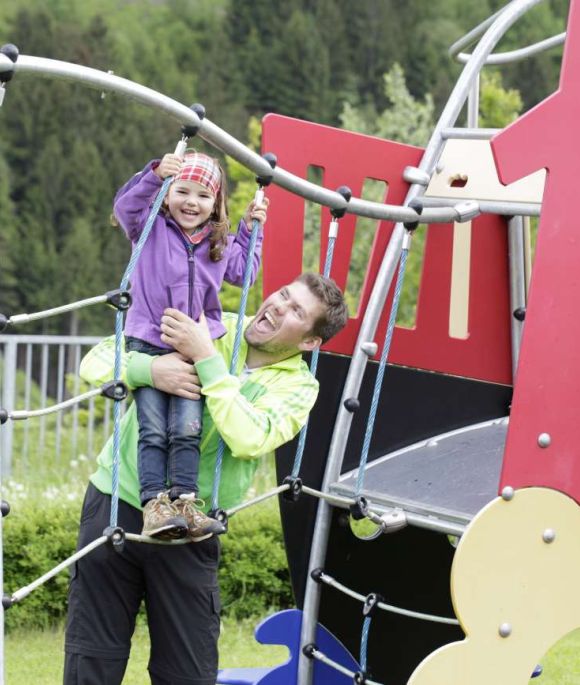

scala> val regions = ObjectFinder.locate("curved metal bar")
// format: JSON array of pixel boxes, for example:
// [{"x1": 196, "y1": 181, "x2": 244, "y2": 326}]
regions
[
  {"x1": 309, "y1": 650, "x2": 384, "y2": 685},
  {"x1": 298, "y1": 2, "x2": 543, "y2": 683},
  {"x1": 13, "y1": 55, "x2": 465, "y2": 225},
  {"x1": 456, "y1": 31, "x2": 565, "y2": 65},
  {"x1": 124, "y1": 532, "x2": 191, "y2": 546}
]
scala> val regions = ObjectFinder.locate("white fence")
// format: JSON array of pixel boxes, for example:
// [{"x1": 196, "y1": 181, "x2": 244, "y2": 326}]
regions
[{"x1": 0, "y1": 334, "x2": 113, "y2": 479}]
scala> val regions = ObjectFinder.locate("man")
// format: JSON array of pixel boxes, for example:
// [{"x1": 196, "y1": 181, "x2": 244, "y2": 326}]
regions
[{"x1": 64, "y1": 273, "x2": 348, "y2": 685}]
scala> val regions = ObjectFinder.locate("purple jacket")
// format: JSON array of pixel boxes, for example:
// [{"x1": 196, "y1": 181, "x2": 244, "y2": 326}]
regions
[{"x1": 114, "y1": 162, "x2": 263, "y2": 348}]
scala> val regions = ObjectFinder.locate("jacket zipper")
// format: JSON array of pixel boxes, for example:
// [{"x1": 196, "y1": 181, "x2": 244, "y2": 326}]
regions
[{"x1": 186, "y1": 242, "x2": 195, "y2": 318}]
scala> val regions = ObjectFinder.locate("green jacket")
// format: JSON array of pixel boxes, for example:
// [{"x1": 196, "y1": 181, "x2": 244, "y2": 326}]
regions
[{"x1": 81, "y1": 313, "x2": 319, "y2": 510}]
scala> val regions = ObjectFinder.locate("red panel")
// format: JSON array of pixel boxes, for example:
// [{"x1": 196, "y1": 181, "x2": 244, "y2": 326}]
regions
[
  {"x1": 492, "y1": 0, "x2": 580, "y2": 501},
  {"x1": 262, "y1": 114, "x2": 512, "y2": 385}
]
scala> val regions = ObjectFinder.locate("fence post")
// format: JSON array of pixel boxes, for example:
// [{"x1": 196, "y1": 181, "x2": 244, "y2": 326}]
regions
[{"x1": 0, "y1": 338, "x2": 17, "y2": 477}]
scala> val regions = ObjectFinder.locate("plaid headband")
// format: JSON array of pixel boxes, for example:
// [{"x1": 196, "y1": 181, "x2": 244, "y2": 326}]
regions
[{"x1": 176, "y1": 152, "x2": 221, "y2": 196}]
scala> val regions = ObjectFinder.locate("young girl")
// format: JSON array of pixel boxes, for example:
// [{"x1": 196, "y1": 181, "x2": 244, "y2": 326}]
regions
[{"x1": 114, "y1": 150, "x2": 268, "y2": 540}]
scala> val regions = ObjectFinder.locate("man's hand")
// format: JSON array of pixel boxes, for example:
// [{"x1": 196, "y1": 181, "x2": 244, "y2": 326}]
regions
[
  {"x1": 160, "y1": 309, "x2": 215, "y2": 362},
  {"x1": 151, "y1": 353, "x2": 201, "y2": 400}
]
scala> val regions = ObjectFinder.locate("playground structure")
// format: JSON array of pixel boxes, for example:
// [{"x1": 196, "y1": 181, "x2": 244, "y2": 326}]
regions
[{"x1": 0, "y1": 0, "x2": 578, "y2": 683}]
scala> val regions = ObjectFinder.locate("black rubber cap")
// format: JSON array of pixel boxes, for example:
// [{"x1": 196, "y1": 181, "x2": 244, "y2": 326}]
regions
[
  {"x1": 513, "y1": 307, "x2": 526, "y2": 322},
  {"x1": 2, "y1": 594, "x2": 13, "y2": 610},
  {"x1": 403, "y1": 197, "x2": 423, "y2": 231},
  {"x1": 0, "y1": 44, "x2": 19, "y2": 62},
  {"x1": 181, "y1": 103, "x2": 206, "y2": 138},
  {"x1": 256, "y1": 152, "x2": 278, "y2": 187},
  {"x1": 0, "y1": 408, "x2": 8, "y2": 425},
  {"x1": 343, "y1": 397, "x2": 360, "y2": 413},
  {"x1": 302, "y1": 643, "x2": 317, "y2": 659},
  {"x1": 1, "y1": 500, "x2": 10, "y2": 517},
  {"x1": 282, "y1": 475, "x2": 302, "y2": 502},
  {"x1": 331, "y1": 185, "x2": 352, "y2": 219},
  {"x1": 310, "y1": 567, "x2": 324, "y2": 583},
  {"x1": 0, "y1": 314, "x2": 9, "y2": 332},
  {"x1": 0, "y1": 44, "x2": 18, "y2": 84}
]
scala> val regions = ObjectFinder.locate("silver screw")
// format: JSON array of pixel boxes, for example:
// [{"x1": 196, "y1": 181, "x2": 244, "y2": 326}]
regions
[
  {"x1": 498, "y1": 623, "x2": 512, "y2": 638},
  {"x1": 543, "y1": 529, "x2": 556, "y2": 544},
  {"x1": 538, "y1": 433, "x2": 551, "y2": 448},
  {"x1": 501, "y1": 486, "x2": 515, "y2": 501}
]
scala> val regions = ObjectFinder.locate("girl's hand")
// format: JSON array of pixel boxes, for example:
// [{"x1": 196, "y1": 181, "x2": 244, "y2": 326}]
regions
[
  {"x1": 154, "y1": 153, "x2": 183, "y2": 179},
  {"x1": 244, "y1": 196, "x2": 270, "y2": 228}
]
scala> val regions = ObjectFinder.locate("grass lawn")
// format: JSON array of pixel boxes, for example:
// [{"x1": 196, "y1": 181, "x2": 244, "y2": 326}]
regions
[
  {"x1": 5, "y1": 616, "x2": 288, "y2": 684},
  {"x1": 6, "y1": 619, "x2": 580, "y2": 683}
]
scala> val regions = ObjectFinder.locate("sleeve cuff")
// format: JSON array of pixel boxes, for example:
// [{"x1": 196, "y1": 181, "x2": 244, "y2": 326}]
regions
[
  {"x1": 196, "y1": 353, "x2": 229, "y2": 388},
  {"x1": 126, "y1": 352, "x2": 154, "y2": 389}
]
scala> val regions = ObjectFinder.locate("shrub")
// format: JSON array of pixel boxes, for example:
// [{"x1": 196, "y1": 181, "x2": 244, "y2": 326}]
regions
[{"x1": 2, "y1": 490, "x2": 292, "y2": 631}]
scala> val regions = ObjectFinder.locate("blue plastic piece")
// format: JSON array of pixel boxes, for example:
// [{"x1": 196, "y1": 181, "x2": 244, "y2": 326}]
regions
[
  {"x1": 531, "y1": 664, "x2": 543, "y2": 678},
  {"x1": 217, "y1": 609, "x2": 360, "y2": 684}
]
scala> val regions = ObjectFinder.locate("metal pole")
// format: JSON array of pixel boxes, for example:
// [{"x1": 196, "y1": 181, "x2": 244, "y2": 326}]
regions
[
  {"x1": 297, "y1": 1, "x2": 543, "y2": 682},
  {"x1": 508, "y1": 216, "x2": 527, "y2": 376},
  {"x1": 0, "y1": 339, "x2": 17, "y2": 476}
]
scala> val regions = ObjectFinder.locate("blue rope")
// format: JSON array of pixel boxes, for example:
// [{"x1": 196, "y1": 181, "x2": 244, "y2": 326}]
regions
[
  {"x1": 211, "y1": 218, "x2": 261, "y2": 511},
  {"x1": 290, "y1": 232, "x2": 338, "y2": 478},
  {"x1": 355, "y1": 247, "x2": 409, "y2": 495},
  {"x1": 110, "y1": 176, "x2": 173, "y2": 528},
  {"x1": 360, "y1": 616, "x2": 372, "y2": 673}
]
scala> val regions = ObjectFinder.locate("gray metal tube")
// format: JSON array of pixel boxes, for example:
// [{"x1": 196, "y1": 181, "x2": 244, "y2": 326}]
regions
[
  {"x1": 0, "y1": 339, "x2": 17, "y2": 476},
  {"x1": 456, "y1": 31, "x2": 565, "y2": 65},
  {"x1": 421, "y1": 196, "x2": 541, "y2": 217},
  {"x1": 298, "y1": 2, "x2": 543, "y2": 683},
  {"x1": 508, "y1": 216, "x2": 527, "y2": 376},
  {"x1": 13, "y1": 56, "x2": 463, "y2": 226}
]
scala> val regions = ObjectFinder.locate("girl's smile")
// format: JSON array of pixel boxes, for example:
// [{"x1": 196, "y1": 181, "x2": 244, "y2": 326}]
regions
[{"x1": 166, "y1": 180, "x2": 216, "y2": 234}]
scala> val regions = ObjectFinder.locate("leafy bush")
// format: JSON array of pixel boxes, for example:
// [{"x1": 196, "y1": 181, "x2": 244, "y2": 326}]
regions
[{"x1": 2, "y1": 491, "x2": 291, "y2": 631}]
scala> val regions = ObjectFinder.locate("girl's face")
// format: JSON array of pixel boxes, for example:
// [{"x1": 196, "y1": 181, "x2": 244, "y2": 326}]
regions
[{"x1": 166, "y1": 180, "x2": 216, "y2": 234}]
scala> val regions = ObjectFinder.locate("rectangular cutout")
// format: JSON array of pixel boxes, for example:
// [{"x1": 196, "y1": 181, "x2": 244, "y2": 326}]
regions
[
  {"x1": 344, "y1": 178, "x2": 388, "y2": 315},
  {"x1": 302, "y1": 165, "x2": 325, "y2": 274},
  {"x1": 449, "y1": 221, "x2": 472, "y2": 339},
  {"x1": 396, "y1": 228, "x2": 427, "y2": 329}
]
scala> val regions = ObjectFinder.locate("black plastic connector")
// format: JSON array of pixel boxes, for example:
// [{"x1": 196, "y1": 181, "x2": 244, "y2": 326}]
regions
[
  {"x1": 513, "y1": 307, "x2": 526, "y2": 322},
  {"x1": 0, "y1": 408, "x2": 8, "y2": 425},
  {"x1": 354, "y1": 670, "x2": 367, "y2": 684},
  {"x1": 101, "y1": 380, "x2": 128, "y2": 402},
  {"x1": 403, "y1": 198, "x2": 423, "y2": 231},
  {"x1": 363, "y1": 592, "x2": 384, "y2": 618},
  {"x1": 331, "y1": 185, "x2": 352, "y2": 219},
  {"x1": 343, "y1": 398, "x2": 360, "y2": 413},
  {"x1": 302, "y1": 643, "x2": 317, "y2": 659},
  {"x1": 282, "y1": 475, "x2": 303, "y2": 502},
  {"x1": 2, "y1": 593, "x2": 14, "y2": 610},
  {"x1": 310, "y1": 567, "x2": 324, "y2": 583},
  {"x1": 256, "y1": 152, "x2": 277, "y2": 188},
  {"x1": 104, "y1": 525, "x2": 126, "y2": 553},
  {"x1": 0, "y1": 314, "x2": 8, "y2": 332},
  {"x1": 181, "y1": 103, "x2": 206, "y2": 138},
  {"x1": 1, "y1": 500, "x2": 10, "y2": 517},
  {"x1": 0, "y1": 44, "x2": 19, "y2": 84},
  {"x1": 106, "y1": 289, "x2": 132, "y2": 312},
  {"x1": 349, "y1": 496, "x2": 369, "y2": 521},
  {"x1": 208, "y1": 508, "x2": 229, "y2": 532}
]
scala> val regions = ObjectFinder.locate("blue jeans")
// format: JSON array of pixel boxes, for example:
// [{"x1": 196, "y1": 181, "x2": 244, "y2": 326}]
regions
[{"x1": 126, "y1": 337, "x2": 203, "y2": 505}]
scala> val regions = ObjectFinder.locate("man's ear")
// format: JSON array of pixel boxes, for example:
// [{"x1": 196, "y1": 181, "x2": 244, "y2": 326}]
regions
[{"x1": 298, "y1": 335, "x2": 322, "y2": 353}]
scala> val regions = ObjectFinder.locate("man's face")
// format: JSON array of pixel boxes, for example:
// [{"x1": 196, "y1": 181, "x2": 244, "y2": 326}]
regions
[{"x1": 245, "y1": 280, "x2": 324, "y2": 356}]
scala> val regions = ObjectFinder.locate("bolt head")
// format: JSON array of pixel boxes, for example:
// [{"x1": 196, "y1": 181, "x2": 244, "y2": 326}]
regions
[
  {"x1": 538, "y1": 433, "x2": 551, "y2": 448},
  {"x1": 543, "y1": 528, "x2": 556, "y2": 544},
  {"x1": 501, "y1": 486, "x2": 515, "y2": 501},
  {"x1": 498, "y1": 622, "x2": 512, "y2": 638}
]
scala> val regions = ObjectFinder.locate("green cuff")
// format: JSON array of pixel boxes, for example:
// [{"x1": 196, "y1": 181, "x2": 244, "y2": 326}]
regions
[
  {"x1": 125, "y1": 351, "x2": 154, "y2": 389},
  {"x1": 196, "y1": 353, "x2": 229, "y2": 387}
]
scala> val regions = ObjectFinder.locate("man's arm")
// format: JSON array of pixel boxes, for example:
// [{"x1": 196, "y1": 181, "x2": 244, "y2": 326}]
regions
[
  {"x1": 79, "y1": 336, "x2": 201, "y2": 399},
  {"x1": 196, "y1": 353, "x2": 319, "y2": 459}
]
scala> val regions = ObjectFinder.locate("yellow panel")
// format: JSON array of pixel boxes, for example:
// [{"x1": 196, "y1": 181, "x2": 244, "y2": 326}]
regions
[
  {"x1": 408, "y1": 488, "x2": 580, "y2": 685},
  {"x1": 425, "y1": 139, "x2": 546, "y2": 204}
]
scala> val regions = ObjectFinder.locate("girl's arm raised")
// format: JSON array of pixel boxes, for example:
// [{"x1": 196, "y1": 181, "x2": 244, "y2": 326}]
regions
[
  {"x1": 223, "y1": 198, "x2": 269, "y2": 286},
  {"x1": 113, "y1": 160, "x2": 163, "y2": 242}
]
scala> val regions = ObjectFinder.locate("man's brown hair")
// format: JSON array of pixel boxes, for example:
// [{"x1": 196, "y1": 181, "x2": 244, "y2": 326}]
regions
[{"x1": 295, "y1": 273, "x2": 348, "y2": 344}]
